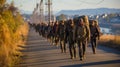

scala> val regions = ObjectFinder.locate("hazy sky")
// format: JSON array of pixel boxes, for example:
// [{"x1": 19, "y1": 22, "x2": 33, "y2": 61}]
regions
[{"x1": 7, "y1": 0, "x2": 120, "y2": 12}]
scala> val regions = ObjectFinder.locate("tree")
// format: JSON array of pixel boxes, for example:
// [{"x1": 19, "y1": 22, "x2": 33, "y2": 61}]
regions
[
  {"x1": 0, "y1": 0, "x2": 6, "y2": 7},
  {"x1": 56, "y1": 14, "x2": 67, "y2": 21}
]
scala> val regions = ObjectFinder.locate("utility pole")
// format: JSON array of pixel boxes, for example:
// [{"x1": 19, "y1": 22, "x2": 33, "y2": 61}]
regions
[
  {"x1": 48, "y1": 0, "x2": 51, "y2": 23},
  {"x1": 31, "y1": 0, "x2": 53, "y2": 24},
  {"x1": 45, "y1": 0, "x2": 52, "y2": 24},
  {"x1": 39, "y1": 0, "x2": 44, "y2": 23}
]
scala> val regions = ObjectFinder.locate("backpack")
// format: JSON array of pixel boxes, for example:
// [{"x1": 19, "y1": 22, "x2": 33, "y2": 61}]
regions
[
  {"x1": 78, "y1": 15, "x2": 89, "y2": 27},
  {"x1": 77, "y1": 25, "x2": 87, "y2": 41}
]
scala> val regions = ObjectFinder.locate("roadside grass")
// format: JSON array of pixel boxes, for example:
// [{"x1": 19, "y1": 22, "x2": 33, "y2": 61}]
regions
[
  {"x1": 99, "y1": 34, "x2": 120, "y2": 50},
  {"x1": 0, "y1": 20, "x2": 29, "y2": 67},
  {"x1": 0, "y1": 1, "x2": 29, "y2": 66}
]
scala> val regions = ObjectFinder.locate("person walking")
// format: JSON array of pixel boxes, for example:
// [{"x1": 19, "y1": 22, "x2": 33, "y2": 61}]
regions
[
  {"x1": 67, "y1": 19, "x2": 77, "y2": 59},
  {"x1": 90, "y1": 20, "x2": 100, "y2": 54},
  {"x1": 76, "y1": 18, "x2": 89, "y2": 61},
  {"x1": 58, "y1": 20, "x2": 66, "y2": 53}
]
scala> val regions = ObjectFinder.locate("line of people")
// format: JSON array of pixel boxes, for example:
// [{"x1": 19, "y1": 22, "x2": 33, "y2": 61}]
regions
[{"x1": 29, "y1": 15, "x2": 101, "y2": 61}]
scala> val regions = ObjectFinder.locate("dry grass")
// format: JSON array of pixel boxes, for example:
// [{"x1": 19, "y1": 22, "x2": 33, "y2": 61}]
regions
[
  {"x1": 0, "y1": 23, "x2": 29, "y2": 67},
  {"x1": 0, "y1": 2, "x2": 29, "y2": 67},
  {"x1": 99, "y1": 34, "x2": 120, "y2": 50},
  {"x1": 100, "y1": 35, "x2": 115, "y2": 41}
]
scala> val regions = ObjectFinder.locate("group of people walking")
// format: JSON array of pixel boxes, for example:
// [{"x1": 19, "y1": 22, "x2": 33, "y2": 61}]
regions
[{"x1": 29, "y1": 15, "x2": 101, "y2": 61}]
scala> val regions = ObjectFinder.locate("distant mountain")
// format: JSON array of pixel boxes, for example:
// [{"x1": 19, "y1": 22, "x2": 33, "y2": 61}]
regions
[
  {"x1": 20, "y1": 10, "x2": 32, "y2": 14},
  {"x1": 56, "y1": 8, "x2": 120, "y2": 16},
  {"x1": 20, "y1": 10, "x2": 58, "y2": 15}
]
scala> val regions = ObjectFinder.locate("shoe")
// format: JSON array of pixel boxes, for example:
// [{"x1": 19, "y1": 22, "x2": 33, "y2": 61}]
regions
[
  {"x1": 80, "y1": 57, "x2": 83, "y2": 61},
  {"x1": 71, "y1": 57, "x2": 74, "y2": 59},
  {"x1": 93, "y1": 51, "x2": 96, "y2": 54},
  {"x1": 83, "y1": 55, "x2": 86, "y2": 59},
  {"x1": 52, "y1": 43, "x2": 55, "y2": 45},
  {"x1": 61, "y1": 50, "x2": 64, "y2": 53},
  {"x1": 64, "y1": 50, "x2": 66, "y2": 53},
  {"x1": 74, "y1": 56, "x2": 77, "y2": 59}
]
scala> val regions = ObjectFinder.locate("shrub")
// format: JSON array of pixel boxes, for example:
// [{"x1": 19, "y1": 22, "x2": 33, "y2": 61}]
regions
[{"x1": 0, "y1": 2, "x2": 29, "y2": 67}]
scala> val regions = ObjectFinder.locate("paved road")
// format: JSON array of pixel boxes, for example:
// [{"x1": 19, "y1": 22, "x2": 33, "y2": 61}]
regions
[{"x1": 19, "y1": 28, "x2": 120, "y2": 67}]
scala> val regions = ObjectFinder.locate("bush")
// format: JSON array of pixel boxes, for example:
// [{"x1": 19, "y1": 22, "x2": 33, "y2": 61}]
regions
[{"x1": 0, "y1": 2, "x2": 29, "y2": 67}]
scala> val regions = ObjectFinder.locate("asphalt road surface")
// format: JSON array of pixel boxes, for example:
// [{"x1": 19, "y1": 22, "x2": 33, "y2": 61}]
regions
[{"x1": 19, "y1": 28, "x2": 120, "y2": 67}]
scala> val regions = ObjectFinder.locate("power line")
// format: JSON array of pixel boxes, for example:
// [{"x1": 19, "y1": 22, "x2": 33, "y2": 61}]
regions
[
  {"x1": 96, "y1": 0, "x2": 104, "y2": 4},
  {"x1": 78, "y1": 0, "x2": 104, "y2": 5}
]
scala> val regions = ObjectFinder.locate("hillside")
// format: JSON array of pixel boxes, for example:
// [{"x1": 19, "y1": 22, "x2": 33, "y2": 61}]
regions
[{"x1": 56, "y1": 8, "x2": 120, "y2": 16}]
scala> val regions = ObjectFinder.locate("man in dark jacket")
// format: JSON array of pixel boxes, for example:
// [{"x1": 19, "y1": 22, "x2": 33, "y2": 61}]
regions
[
  {"x1": 67, "y1": 19, "x2": 77, "y2": 59},
  {"x1": 90, "y1": 20, "x2": 100, "y2": 54},
  {"x1": 76, "y1": 18, "x2": 89, "y2": 61},
  {"x1": 47, "y1": 22, "x2": 54, "y2": 44},
  {"x1": 53, "y1": 21, "x2": 59, "y2": 46},
  {"x1": 58, "y1": 20, "x2": 66, "y2": 53}
]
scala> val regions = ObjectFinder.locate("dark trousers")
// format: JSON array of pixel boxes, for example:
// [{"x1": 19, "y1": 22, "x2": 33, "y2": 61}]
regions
[
  {"x1": 54, "y1": 35, "x2": 59, "y2": 45},
  {"x1": 91, "y1": 37, "x2": 98, "y2": 54},
  {"x1": 77, "y1": 40, "x2": 87, "y2": 59},
  {"x1": 60, "y1": 40, "x2": 66, "y2": 53},
  {"x1": 69, "y1": 43, "x2": 76, "y2": 58}
]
